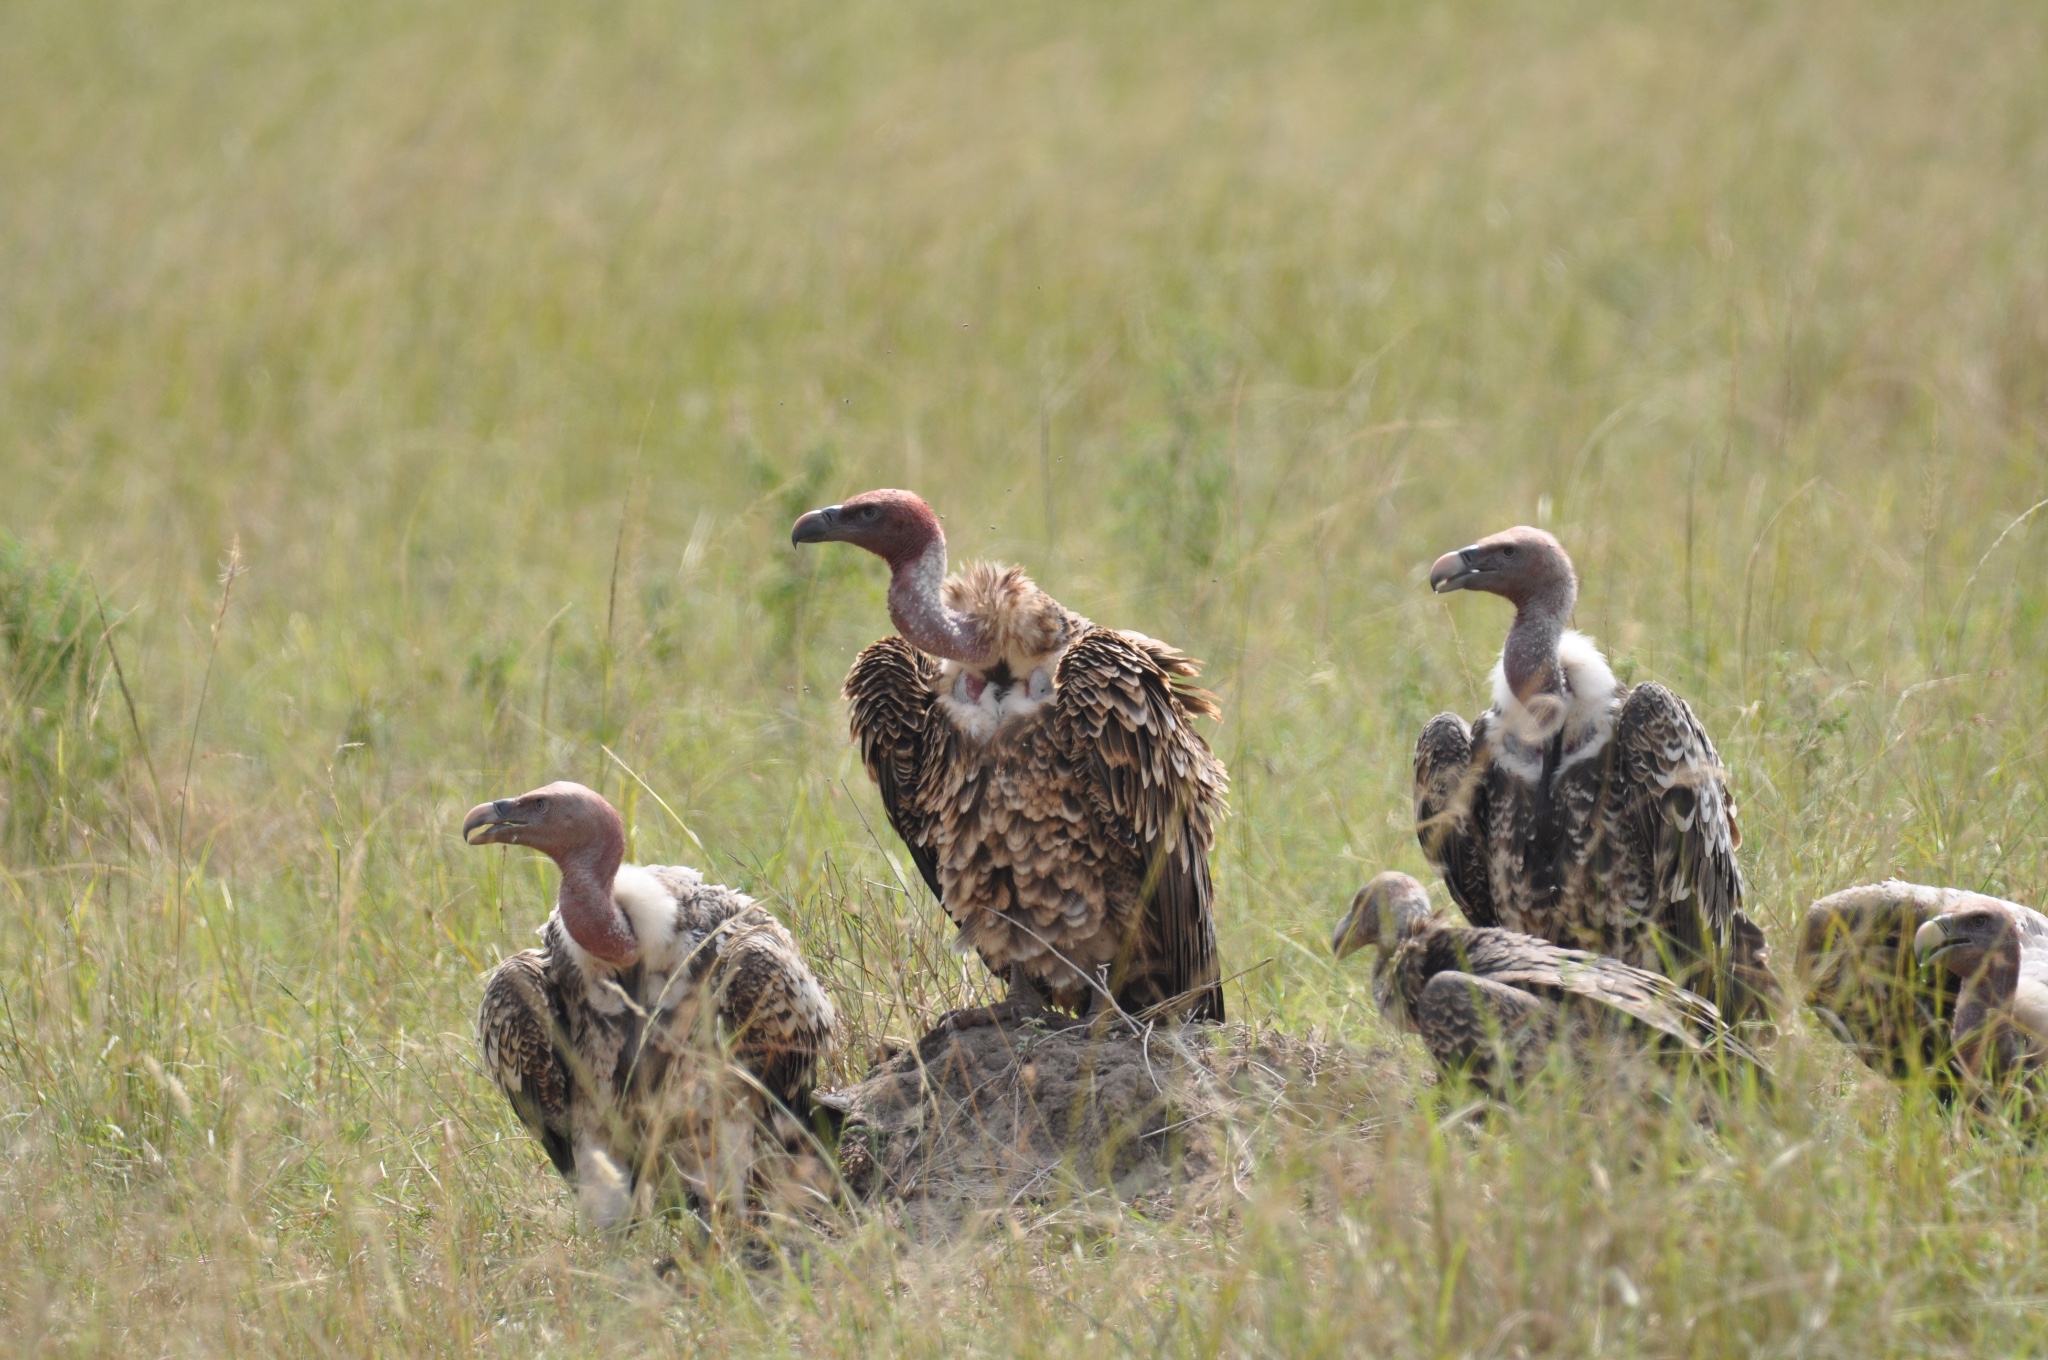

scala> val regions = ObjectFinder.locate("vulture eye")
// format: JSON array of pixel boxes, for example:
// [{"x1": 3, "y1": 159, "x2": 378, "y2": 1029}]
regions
[
  {"x1": 1501, "y1": 545, "x2": 1517, "y2": 558},
  {"x1": 532, "y1": 798, "x2": 549, "y2": 815},
  {"x1": 857, "y1": 505, "x2": 880, "y2": 522}
]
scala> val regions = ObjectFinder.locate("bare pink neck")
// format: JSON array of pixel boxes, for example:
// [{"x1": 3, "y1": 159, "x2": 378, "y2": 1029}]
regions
[
  {"x1": 886, "y1": 538, "x2": 993, "y2": 667},
  {"x1": 1502, "y1": 585, "x2": 1574, "y2": 702},
  {"x1": 556, "y1": 835, "x2": 637, "y2": 967}
]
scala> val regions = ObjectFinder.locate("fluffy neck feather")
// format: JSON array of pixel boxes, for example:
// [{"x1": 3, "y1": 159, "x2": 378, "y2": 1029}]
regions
[
  {"x1": 1958, "y1": 931, "x2": 2024, "y2": 1019},
  {"x1": 888, "y1": 540, "x2": 995, "y2": 667},
  {"x1": 1488, "y1": 630, "x2": 1620, "y2": 754}
]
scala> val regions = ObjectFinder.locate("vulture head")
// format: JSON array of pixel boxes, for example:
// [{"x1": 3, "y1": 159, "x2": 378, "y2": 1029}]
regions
[
  {"x1": 1915, "y1": 903, "x2": 2025, "y2": 994},
  {"x1": 463, "y1": 780, "x2": 624, "y2": 858},
  {"x1": 1428, "y1": 525, "x2": 1576, "y2": 611},
  {"x1": 1914, "y1": 898, "x2": 2048, "y2": 1080},
  {"x1": 790, "y1": 488, "x2": 943, "y2": 569},
  {"x1": 1429, "y1": 526, "x2": 1580, "y2": 706},
  {"x1": 464, "y1": 781, "x2": 639, "y2": 966},
  {"x1": 792, "y1": 487, "x2": 1001, "y2": 668},
  {"x1": 1333, "y1": 872, "x2": 1436, "y2": 960}
]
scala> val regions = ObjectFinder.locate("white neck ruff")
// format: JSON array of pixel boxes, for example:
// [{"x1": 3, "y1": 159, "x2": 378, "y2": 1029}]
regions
[
  {"x1": 552, "y1": 863, "x2": 683, "y2": 981},
  {"x1": 1486, "y1": 629, "x2": 1620, "y2": 775}
]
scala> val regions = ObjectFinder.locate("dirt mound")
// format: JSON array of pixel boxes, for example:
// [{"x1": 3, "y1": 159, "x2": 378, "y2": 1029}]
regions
[{"x1": 820, "y1": 1016, "x2": 1401, "y2": 1222}]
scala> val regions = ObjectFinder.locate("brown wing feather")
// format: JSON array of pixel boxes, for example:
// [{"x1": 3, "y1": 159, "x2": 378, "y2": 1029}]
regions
[
  {"x1": 1395, "y1": 925, "x2": 1771, "y2": 1081},
  {"x1": 1455, "y1": 929, "x2": 1759, "y2": 1066},
  {"x1": 1614, "y1": 683, "x2": 1780, "y2": 1025},
  {"x1": 478, "y1": 949, "x2": 577, "y2": 1178},
  {"x1": 843, "y1": 636, "x2": 947, "y2": 904},
  {"x1": 1052, "y1": 629, "x2": 1229, "y2": 1021},
  {"x1": 1412, "y1": 970, "x2": 1557, "y2": 1088},
  {"x1": 704, "y1": 909, "x2": 838, "y2": 1111},
  {"x1": 1414, "y1": 712, "x2": 1499, "y2": 928}
]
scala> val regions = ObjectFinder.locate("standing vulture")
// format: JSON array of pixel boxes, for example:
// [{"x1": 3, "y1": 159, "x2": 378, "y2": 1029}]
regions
[
  {"x1": 1333, "y1": 872, "x2": 1768, "y2": 1093},
  {"x1": 792, "y1": 488, "x2": 1228, "y2": 1023},
  {"x1": 1414, "y1": 527, "x2": 1779, "y2": 1027},
  {"x1": 466, "y1": 781, "x2": 836, "y2": 1227}
]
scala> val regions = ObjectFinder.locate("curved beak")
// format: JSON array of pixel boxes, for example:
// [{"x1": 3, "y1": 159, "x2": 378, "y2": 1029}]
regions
[
  {"x1": 463, "y1": 799, "x2": 523, "y2": 846},
  {"x1": 1429, "y1": 547, "x2": 1483, "y2": 594},
  {"x1": 790, "y1": 504, "x2": 843, "y2": 546},
  {"x1": 1913, "y1": 916, "x2": 1959, "y2": 968},
  {"x1": 1332, "y1": 888, "x2": 1374, "y2": 960}
]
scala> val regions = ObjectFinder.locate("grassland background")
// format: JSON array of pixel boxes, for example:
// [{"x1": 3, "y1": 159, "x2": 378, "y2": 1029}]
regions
[{"x1": 1, "y1": 0, "x2": 2046, "y2": 1353}]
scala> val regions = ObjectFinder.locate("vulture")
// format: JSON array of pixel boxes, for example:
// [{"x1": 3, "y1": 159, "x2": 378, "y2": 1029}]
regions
[
  {"x1": 1414, "y1": 526, "x2": 1779, "y2": 1027},
  {"x1": 1915, "y1": 893, "x2": 2048, "y2": 1091},
  {"x1": 466, "y1": 781, "x2": 837, "y2": 1228},
  {"x1": 1797, "y1": 880, "x2": 1968, "y2": 1091},
  {"x1": 792, "y1": 488, "x2": 1228, "y2": 1024},
  {"x1": 1333, "y1": 872, "x2": 1769, "y2": 1093}
]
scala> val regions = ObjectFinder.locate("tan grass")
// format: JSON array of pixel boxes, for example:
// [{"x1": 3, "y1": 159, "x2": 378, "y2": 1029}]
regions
[{"x1": 1, "y1": 0, "x2": 2046, "y2": 1352}]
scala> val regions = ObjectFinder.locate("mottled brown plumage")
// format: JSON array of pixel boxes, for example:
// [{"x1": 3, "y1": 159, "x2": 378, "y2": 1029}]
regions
[
  {"x1": 1915, "y1": 893, "x2": 2048, "y2": 1096},
  {"x1": 1804, "y1": 880, "x2": 2048, "y2": 1110},
  {"x1": 1797, "y1": 880, "x2": 1966, "y2": 1092},
  {"x1": 796, "y1": 490, "x2": 1228, "y2": 1022},
  {"x1": 1416, "y1": 527, "x2": 1779, "y2": 1026},
  {"x1": 467, "y1": 783, "x2": 836, "y2": 1227},
  {"x1": 1334, "y1": 872, "x2": 1768, "y2": 1093}
]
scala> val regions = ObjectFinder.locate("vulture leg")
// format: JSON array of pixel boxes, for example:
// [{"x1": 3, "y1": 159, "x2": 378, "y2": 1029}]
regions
[
  {"x1": 1414, "y1": 972, "x2": 1558, "y2": 1093},
  {"x1": 941, "y1": 963, "x2": 1058, "y2": 1032},
  {"x1": 573, "y1": 1137, "x2": 638, "y2": 1232}
]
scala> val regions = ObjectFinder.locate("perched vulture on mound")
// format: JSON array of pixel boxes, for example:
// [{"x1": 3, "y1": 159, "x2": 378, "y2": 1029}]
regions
[
  {"x1": 466, "y1": 782, "x2": 836, "y2": 1228},
  {"x1": 793, "y1": 488, "x2": 1228, "y2": 1023},
  {"x1": 1333, "y1": 872, "x2": 1768, "y2": 1093},
  {"x1": 1413, "y1": 527, "x2": 1779, "y2": 1027}
]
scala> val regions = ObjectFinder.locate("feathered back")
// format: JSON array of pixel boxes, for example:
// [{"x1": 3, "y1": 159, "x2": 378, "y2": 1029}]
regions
[
  {"x1": 1111, "y1": 630, "x2": 1223, "y2": 721},
  {"x1": 942, "y1": 562, "x2": 1080, "y2": 672}
]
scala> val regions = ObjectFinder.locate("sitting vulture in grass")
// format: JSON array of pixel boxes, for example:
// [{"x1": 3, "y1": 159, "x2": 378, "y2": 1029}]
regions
[
  {"x1": 466, "y1": 782, "x2": 836, "y2": 1227},
  {"x1": 793, "y1": 488, "x2": 1228, "y2": 1023},
  {"x1": 1797, "y1": 880, "x2": 1968, "y2": 1091},
  {"x1": 1333, "y1": 872, "x2": 1768, "y2": 1092},
  {"x1": 1915, "y1": 893, "x2": 2048, "y2": 1091},
  {"x1": 1414, "y1": 527, "x2": 1779, "y2": 1027}
]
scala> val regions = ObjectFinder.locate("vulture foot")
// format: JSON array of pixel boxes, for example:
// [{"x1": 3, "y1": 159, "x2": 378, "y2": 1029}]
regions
[
  {"x1": 939, "y1": 968, "x2": 1066, "y2": 1033},
  {"x1": 939, "y1": 994, "x2": 1057, "y2": 1033},
  {"x1": 942, "y1": 1001, "x2": 1035, "y2": 1032}
]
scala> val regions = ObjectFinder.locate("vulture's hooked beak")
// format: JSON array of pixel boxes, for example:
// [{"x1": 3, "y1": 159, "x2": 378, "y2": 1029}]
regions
[
  {"x1": 1900, "y1": 913, "x2": 1998, "y2": 979},
  {"x1": 1913, "y1": 915, "x2": 1986, "y2": 970},
  {"x1": 790, "y1": 504, "x2": 842, "y2": 546},
  {"x1": 1429, "y1": 547, "x2": 1485, "y2": 594},
  {"x1": 1332, "y1": 888, "x2": 1376, "y2": 960},
  {"x1": 1911, "y1": 917, "x2": 1951, "y2": 966},
  {"x1": 463, "y1": 799, "x2": 527, "y2": 846}
]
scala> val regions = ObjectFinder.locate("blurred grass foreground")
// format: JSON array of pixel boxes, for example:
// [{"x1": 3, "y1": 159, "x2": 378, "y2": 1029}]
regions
[{"x1": 3, "y1": 0, "x2": 2047, "y2": 1353}]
